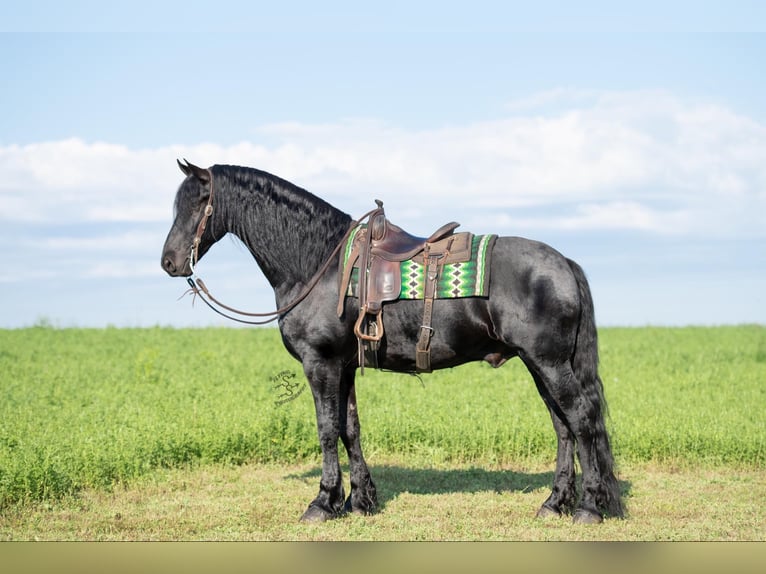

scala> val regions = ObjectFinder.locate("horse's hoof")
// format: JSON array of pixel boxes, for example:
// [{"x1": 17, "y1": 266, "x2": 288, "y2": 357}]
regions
[
  {"x1": 344, "y1": 497, "x2": 376, "y2": 516},
  {"x1": 536, "y1": 505, "x2": 562, "y2": 520},
  {"x1": 300, "y1": 505, "x2": 335, "y2": 523},
  {"x1": 572, "y1": 508, "x2": 603, "y2": 525}
]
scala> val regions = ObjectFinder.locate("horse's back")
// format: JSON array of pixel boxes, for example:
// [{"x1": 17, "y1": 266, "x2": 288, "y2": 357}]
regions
[
  {"x1": 490, "y1": 236, "x2": 580, "y2": 300},
  {"x1": 283, "y1": 234, "x2": 585, "y2": 370}
]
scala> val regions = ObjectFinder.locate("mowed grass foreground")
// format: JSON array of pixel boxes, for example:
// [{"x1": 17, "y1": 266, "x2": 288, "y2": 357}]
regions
[{"x1": 0, "y1": 325, "x2": 764, "y2": 540}]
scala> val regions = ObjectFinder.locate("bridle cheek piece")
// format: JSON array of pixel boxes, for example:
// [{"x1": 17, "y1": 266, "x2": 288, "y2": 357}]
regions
[{"x1": 189, "y1": 173, "x2": 216, "y2": 273}]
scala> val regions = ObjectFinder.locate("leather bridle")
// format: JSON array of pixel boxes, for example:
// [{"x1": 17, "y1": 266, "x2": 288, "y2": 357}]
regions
[
  {"x1": 183, "y1": 168, "x2": 379, "y2": 325},
  {"x1": 188, "y1": 168, "x2": 215, "y2": 274}
]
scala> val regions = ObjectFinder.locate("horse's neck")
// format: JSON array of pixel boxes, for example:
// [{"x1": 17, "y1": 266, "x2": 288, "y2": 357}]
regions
[{"x1": 219, "y1": 175, "x2": 350, "y2": 294}]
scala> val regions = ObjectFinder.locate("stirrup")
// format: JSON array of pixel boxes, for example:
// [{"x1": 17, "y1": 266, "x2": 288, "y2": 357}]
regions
[{"x1": 354, "y1": 308, "x2": 384, "y2": 342}]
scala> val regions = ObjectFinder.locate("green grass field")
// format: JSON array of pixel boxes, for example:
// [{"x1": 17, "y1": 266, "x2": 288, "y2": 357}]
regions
[{"x1": 1, "y1": 325, "x2": 763, "y2": 515}]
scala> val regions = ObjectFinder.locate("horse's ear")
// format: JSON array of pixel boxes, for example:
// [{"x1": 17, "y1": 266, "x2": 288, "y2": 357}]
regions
[
  {"x1": 177, "y1": 158, "x2": 192, "y2": 176},
  {"x1": 177, "y1": 158, "x2": 210, "y2": 185}
]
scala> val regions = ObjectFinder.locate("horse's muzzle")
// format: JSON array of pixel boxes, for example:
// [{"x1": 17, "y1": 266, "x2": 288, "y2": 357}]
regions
[{"x1": 161, "y1": 250, "x2": 192, "y2": 277}]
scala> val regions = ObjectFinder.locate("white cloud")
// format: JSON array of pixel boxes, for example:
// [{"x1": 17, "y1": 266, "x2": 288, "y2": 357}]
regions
[
  {"x1": 1, "y1": 89, "x2": 764, "y2": 238},
  {"x1": 0, "y1": 139, "x2": 182, "y2": 222}
]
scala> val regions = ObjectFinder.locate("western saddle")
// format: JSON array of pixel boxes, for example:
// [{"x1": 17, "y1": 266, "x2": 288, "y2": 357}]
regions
[{"x1": 338, "y1": 200, "x2": 473, "y2": 373}]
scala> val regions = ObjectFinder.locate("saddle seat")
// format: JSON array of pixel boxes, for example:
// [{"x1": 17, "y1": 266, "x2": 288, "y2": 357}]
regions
[{"x1": 371, "y1": 220, "x2": 461, "y2": 262}]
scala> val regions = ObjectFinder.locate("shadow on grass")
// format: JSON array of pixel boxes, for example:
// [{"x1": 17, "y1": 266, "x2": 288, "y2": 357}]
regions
[
  {"x1": 287, "y1": 464, "x2": 633, "y2": 514},
  {"x1": 289, "y1": 465, "x2": 550, "y2": 512}
]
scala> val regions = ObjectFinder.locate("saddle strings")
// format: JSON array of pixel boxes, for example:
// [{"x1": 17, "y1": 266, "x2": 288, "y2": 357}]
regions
[{"x1": 184, "y1": 173, "x2": 382, "y2": 325}]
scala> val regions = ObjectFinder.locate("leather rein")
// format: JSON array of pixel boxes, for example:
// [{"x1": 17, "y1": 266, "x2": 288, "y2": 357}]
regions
[{"x1": 184, "y1": 168, "x2": 379, "y2": 325}]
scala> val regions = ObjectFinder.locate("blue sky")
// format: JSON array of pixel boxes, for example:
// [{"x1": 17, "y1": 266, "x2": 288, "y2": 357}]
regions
[{"x1": 2, "y1": 2, "x2": 765, "y2": 328}]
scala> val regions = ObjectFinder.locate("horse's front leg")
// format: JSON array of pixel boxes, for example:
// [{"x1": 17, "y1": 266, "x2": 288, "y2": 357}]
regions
[
  {"x1": 300, "y1": 358, "x2": 346, "y2": 522},
  {"x1": 339, "y1": 366, "x2": 377, "y2": 515}
]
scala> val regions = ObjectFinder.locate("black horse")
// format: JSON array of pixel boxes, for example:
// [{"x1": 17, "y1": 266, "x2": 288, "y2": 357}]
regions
[{"x1": 161, "y1": 161, "x2": 623, "y2": 524}]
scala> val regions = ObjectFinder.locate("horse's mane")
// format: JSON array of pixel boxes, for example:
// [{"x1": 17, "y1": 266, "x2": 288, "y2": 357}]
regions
[{"x1": 210, "y1": 164, "x2": 352, "y2": 282}]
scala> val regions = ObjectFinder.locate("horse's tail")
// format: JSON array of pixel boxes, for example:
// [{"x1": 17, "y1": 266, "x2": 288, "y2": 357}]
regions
[{"x1": 567, "y1": 258, "x2": 624, "y2": 518}]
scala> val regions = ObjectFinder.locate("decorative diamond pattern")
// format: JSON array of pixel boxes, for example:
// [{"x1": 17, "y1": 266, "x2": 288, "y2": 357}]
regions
[{"x1": 345, "y1": 234, "x2": 496, "y2": 300}]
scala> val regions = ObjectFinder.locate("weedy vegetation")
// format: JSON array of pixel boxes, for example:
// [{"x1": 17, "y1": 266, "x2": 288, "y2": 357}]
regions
[{"x1": 0, "y1": 325, "x2": 764, "y2": 540}]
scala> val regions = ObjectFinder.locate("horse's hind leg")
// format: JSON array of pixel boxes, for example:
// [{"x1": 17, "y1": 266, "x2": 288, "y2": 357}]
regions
[
  {"x1": 533, "y1": 389, "x2": 577, "y2": 518},
  {"x1": 339, "y1": 366, "x2": 377, "y2": 515},
  {"x1": 525, "y1": 359, "x2": 622, "y2": 523}
]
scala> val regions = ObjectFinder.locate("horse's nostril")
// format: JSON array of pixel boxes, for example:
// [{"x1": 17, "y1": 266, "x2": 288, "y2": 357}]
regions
[{"x1": 163, "y1": 255, "x2": 176, "y2": 274}]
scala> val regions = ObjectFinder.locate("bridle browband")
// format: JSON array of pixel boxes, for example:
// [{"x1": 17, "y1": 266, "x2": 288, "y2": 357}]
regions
[{"x1": 183, "y1": 168, "x2": 380, "y2": 325}]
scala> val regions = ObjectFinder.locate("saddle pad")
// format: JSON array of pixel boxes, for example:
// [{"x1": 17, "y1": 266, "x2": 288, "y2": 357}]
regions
[{"x1": 344, "y1": 232, "x2": 497, "y2": 300}]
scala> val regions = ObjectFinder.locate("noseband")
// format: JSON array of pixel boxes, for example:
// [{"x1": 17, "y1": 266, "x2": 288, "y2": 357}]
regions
[{"x1": 183, "y1": 168, "x2": 381, "y2": 325}]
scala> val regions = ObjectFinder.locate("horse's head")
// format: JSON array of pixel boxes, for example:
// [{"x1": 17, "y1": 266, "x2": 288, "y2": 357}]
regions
[{"x1": 161, "y1": 159, "x2": 216, "y2": 277}]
